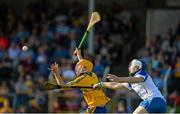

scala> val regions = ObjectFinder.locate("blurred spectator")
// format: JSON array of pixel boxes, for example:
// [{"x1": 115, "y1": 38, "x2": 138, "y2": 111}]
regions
[
  {"x1": 68, "y1": 30, "x2": 77, "y2": 49},
  {"x1": 172, "y1": 56, "x2": 180, "y2": 94},
  {"x1": 40, "y1": 24, "x2": 53, "y2": 43},
  {"x1": 151, "y1": 69, "x2": 164, "y2": 91},
  {"x1": 55, "y1": 15, "x2": 70, "y2": 35},
  {"x1": 93, "y1": 57, "x2": 105, "y2": 78},
  {"x1": 9, "y1": 31, "x2": 19, "y2": 45},
  {"x1": 36, "y1": 91, "x2": 47, "y2": 112},
  {"x1": 151, "y1": 54, "x2": 162, "y2": 71},
  {"x1": 15, "y1": 76, "x2": 29, "y2": 108},
  {"x1": 161, "y1": 29, "x2": 172, "y2": 52},
  {"x1": 66, "y1": 100, "x2": 79, "y2": 112},
  {"x1": 52, "y1": 100, "x2": 62, "y2": 113},
  {"x1": 64, "y1": 90, "x2": 79, "y2": 111},
  {"x1": 173, "y1": 35, "x2": 180, "y2": 52},
  {"x1": 53, "y1": 45, "x2": 70, "y2": 60},
  {"x1": 0, "y1": 98, "x2": 13, "y2": 113},
  {"x1": 21, "y1": 52, "x2": 36, "y2": 72},
  {"x1": 0, "y1": 82, "x2": 10, "y2": 95},
  {"x1": 15, "y1": 76, "x2": 28, "y2": 94},
  {"x1": 35, "y1": 76, "x2": 46, "y2": 91},
  {"x1": 36, "y1": 44, "x2": 49, "y2": 78},
  {"x1": 62, "y1": 62, "x2": 75, "y2": 80},
  {"x1": 160, "y1": 63, "x2": 172, "y2": 77},
  {"x1": 8, "y1": 43, "x2": 20, "y2": 60},
  {"x1": 168, "y1": 90, "x2": 180, "y2": 106},
  {"x1": 0, "y1": 59, "x2": 13, "y2": 83},
  {"x1": 173, "y1": 56, "x2": 180, "y2": 78},
  {"x1": 171, "y1": 46, "x2": 179, "y2": 63},
  {"x1": 116, "y1": 100, "x2": 128, "y2": 113},
  {"x1": 16, "y1": 105, "x2": 27, "y2": 113},
  {"x1": 16, "y1": 22, "x2": 30, "y2": 41},
  {"x1": 25, "y1": 74, "x2": 34, "y2": 95},
  {"x1": 0, "y1": 34, "x2": 9, "y2": 50},
  {"x1": 141, "y1": 48, "x2": 151, "y2": 64},
  {"x1": 28, "y1": 98, "x2": 42, "y2": 112}
]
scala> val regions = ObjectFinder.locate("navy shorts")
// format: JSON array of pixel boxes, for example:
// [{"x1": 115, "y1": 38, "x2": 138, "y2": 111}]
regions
[
  {"x1": 81, "y1": 106, "x2": 106, "y2": 113},
  {"x1": 93, "y1": 106, "x2": 106, "y2": 113}
]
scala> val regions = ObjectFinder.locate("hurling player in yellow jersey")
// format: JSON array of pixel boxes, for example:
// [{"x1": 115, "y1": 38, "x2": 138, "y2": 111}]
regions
[{"x1": 49, "y1": 48, "x2": 110, "y2": 113}]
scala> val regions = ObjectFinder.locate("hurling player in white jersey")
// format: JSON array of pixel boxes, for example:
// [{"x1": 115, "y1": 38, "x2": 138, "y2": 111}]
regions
[{"x1": 93, "y1": 59, "x2": 166, "y2": 113}]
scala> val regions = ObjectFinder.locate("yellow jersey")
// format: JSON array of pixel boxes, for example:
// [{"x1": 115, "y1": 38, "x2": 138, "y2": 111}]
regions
[{"x1": 67, "y1": 72, "x2": 110, "y2": 107}]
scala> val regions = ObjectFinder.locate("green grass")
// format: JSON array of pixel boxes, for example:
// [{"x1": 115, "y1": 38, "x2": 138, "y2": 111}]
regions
[{"x1": 167, "y1": 105, "x2": 180, "y2": 113}]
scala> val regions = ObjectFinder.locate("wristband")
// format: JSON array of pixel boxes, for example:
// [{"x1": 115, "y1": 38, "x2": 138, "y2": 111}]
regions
[{"x1": 99, "y1": 82, "x2": 103, "y2": 88}]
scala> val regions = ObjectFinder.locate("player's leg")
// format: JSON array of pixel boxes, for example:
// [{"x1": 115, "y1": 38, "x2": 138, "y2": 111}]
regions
[
  {"x1": 134, "y1": 98, "x2": 166, "y2": 113},
  {"x1": 133, "y1": 106, "x2": 148, "y2": 114},
  {"x1": 133, "y1": 99, "x2": 149, "y2": 114}
]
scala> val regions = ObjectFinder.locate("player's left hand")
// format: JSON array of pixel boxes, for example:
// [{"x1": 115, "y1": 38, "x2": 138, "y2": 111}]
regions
[
  {"x1": 73, "y1": 48, "x2": 81, "y2": 56},
  {"x1": 93, "y1": 83, "x2": 102, "y2": 90},
  {"x1": 48, "y1": 62, "x2": 59, "y2": 75},
  {"x1": 106, "y1": 74, "x2": 119, "y2": 82}
]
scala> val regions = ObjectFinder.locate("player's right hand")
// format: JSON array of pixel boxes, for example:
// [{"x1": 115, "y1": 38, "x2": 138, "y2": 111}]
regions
[
  {"x1": 106, "y1": 74, "x2": 119, "y2": 82},
  {"x1": 48, "y1": 62, "x2": 59, "y2": 74},
  {"x1": 93, "y1": 83, "x2": 102, "y2": 90},
  {"x1": 73, "y1": 48, "x2": 81, "y2": 56}
]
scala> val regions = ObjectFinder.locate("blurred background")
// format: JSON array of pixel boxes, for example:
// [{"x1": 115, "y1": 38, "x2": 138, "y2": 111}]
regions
[{"x1": 0, "y1": 0, "x2": 179, "y2": 113}]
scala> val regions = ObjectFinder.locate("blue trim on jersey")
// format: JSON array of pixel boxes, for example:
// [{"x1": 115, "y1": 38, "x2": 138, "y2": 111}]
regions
[
  {"x1": 139, "y1": 97, "x2": 166, "y2": 113},
  {"x1": 128, "y1": 83, "x2": 132, "y2": 89},
  {"x1": 135, "y1": 70, "x2": 148, "y2": 82},
  {"x1": 143, "y1": 75, "x2": 148, "y2": 82}
]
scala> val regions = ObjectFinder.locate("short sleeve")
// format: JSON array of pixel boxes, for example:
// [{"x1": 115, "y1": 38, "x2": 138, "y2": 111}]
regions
[
  {"x1": 66, "y1": 73, "x2": 96, "y2": 86},
  {"x1": 135, "y1": 70, "x2": 148, "y2": 81},
  {"x1": 66, "y1": 74, "x2": 88, "y2": 86}
]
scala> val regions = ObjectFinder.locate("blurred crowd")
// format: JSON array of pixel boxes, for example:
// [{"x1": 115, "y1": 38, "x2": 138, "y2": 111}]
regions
[
  {"x1": 0, "y1": 2, "x2": 142, "y2": 113},
  {"x1": 0, "y1": 1, "x2": 179, "y2": 113}
]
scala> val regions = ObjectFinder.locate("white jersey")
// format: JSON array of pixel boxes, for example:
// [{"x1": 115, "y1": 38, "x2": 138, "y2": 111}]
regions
[{"x1": 125, "y1": 70, "x2": 165, "y2": 101}]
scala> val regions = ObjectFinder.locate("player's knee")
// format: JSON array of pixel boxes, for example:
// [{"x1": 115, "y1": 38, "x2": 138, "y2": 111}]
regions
[
  {"x1": 133, "y1": 110, "x2": 148, "y2": 114},
  {"x1": 133, "y1": 106, "x2": 148, "y2": 114},
  {"x1": 133, "y1": 110, "x2": 141, "y2": 114}
]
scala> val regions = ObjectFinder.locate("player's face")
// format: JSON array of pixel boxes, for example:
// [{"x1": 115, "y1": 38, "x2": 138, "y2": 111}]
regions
[
  {"x1": 75, "y1": 64, "x2": 82, "y2": 76},
  {"x1": 128, "y1": 64, "x2": 138, "y2": 75},
  {"x1": 75, "y1": 64, "x2": 79, "y2": 76}
]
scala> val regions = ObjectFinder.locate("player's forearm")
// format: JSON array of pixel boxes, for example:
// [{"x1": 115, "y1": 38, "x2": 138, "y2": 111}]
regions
[
  {"x1": 117, "y1": 77, "x2": 143, "y2": 83},
  {"x1": 101, "y1": 82, "x2": 124, "y2": 90},
  {"x1": 76, "y1": 53, "x2": 82, "y2": 60},
  {"x1": 53, "y1": 73, "x2": 65, "y2": 85}
]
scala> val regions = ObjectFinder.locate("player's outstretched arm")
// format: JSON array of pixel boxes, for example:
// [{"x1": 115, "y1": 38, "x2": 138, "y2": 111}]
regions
[
  {"x1": 106, "y1": 74, "x2": 144, "y2": 83},
  {"x1": 49, "y1": 62, "x2": 65, "y2": 85},
  {"x1": 93, "y1": 82, "x2": 127, "y2": 90},
  {"x1": 74, "y1": 48, "x2": 82, "y2": 61}
]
